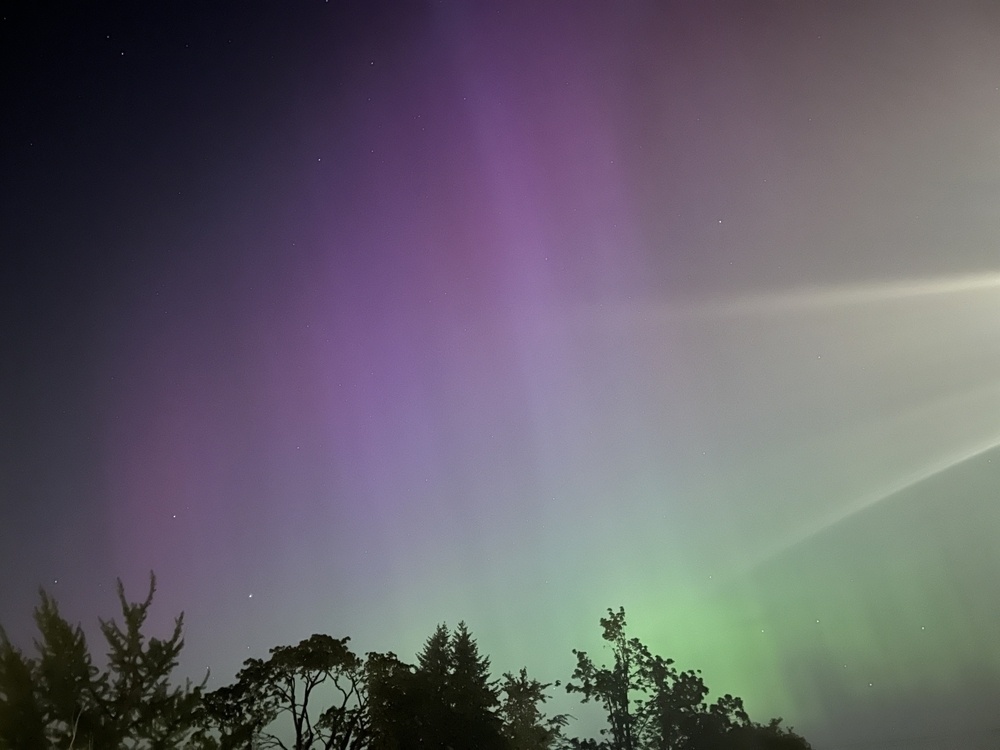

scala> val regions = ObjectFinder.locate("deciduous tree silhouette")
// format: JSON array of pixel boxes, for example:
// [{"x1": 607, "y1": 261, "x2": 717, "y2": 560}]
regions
[
  {"x1": 202, "y1": 634, "x2": 368, "y2": 750},
  {"x1": 715, "y1": 720, "x2": 811, "y2": 750},
  {"x1": 499, "y1": 667, "x2": 569, "y2": 750},
  {"x1": 566, "y1": 607, "x2": 655, "y2": 750},
  {"x1": 362, "y1": 650, "x2": 412, "y2": 750},
  {"x1": 566, "y1": 608, "x2": 810, "y2": 750}
]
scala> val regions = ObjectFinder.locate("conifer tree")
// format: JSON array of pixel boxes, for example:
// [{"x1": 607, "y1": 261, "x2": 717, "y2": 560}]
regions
[
  {"x1": 0, "y1": 632, "x2": 47, "y2": 749},
  {"x1": 0, "y1": 573, "x2": 204, "y2": 749},
  {"x1": 372, "y1": 622, "x2": 505, "y2": 750},
  {"x1": 446, "y1": 622, "x2": 503, "y2": 749},
  {"x1": 448, "y1": 622, "x2": 499, "y2": 716},
  {"x1": 416, "y1": 623, "x2": 452, "y2": 705}
]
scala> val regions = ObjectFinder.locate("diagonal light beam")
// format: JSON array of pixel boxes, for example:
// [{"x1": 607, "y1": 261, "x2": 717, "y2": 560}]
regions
[
  {"x1": 744, "y1": 434, "x2": 1000, "y2": 574},
  {"x1": 687, "y1": 271, "x2": 1000, "y2": 317}
]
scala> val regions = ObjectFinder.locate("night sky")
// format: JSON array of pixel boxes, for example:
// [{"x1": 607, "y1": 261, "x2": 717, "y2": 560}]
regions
[{"x1": 4, "y1": 2, "x2": 1000, "y2": 748}]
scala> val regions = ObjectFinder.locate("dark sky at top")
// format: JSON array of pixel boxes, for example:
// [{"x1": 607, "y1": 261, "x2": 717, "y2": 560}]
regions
[{"x1": 4, "y1": 3, "x2": 1000, "y2": 748}]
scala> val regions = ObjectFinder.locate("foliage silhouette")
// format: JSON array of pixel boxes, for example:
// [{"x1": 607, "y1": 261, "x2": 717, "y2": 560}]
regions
[
  {"x1": 0, "y1": 572, "x2": 204, "y2": 749},
  {"x1": 2, "y1": 578, "x2": 813, "y2": 750},
  {"x1": 201, "y1": 633, "x2": 368, "y2": 750},
  {"x1": 368, "y1": 621, "x2": 506, "y2": 750},
  {"x1": 499, "y1": 668, "x2": 569, "y2": 750},
  {"x1": 565, "y1": 607, "x2": 810, "y2": 750}
]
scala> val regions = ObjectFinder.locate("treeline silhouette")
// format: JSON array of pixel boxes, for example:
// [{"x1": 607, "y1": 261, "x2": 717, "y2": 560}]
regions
[{"x1": 0, "y1": 573, "x2": 811, "y2": 749}]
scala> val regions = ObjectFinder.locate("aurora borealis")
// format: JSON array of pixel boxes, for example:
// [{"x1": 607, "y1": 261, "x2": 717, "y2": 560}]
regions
[{"x1": 4, "y1": 2, "x2": 1000, "y2": 747}]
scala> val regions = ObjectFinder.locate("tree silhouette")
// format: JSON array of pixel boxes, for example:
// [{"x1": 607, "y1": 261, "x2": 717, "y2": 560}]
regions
[
  {"x1": 566, "y1": 607, "x2": 654, "y2": 750},
  {"x1": 715, "y1": 720, "x2": 812, "y2": 750},
  {"x1": 365, "y1": 622, "x2": 506, "y2": 750},
  {"x1": 202, "y1": 634, "x2": 368, "y2": 750},
  {"x1": 499, "y1": 667, "x2": 569, "y2": 750},
  {"x1": 447, "y1": 622, "x2": 502, "y2": 741},
  {"x1": 0, "y1": 572, "x2": 204, "y2": 749},
  {"x1": 566, "y1": 608, "x2": 810, "y2": 750},
  {"x1": 0, "y1": 628, "x2": 47, "y2": 749},
  {"x1": 416, "y1": 624, "x2": 452, "y2": 696},
  {"x1": 362, "y1": 651, "x2": 412, "y2": 750},
  {"x1": 3, "y1": 578, "x2": 814, "y2": 750}
]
